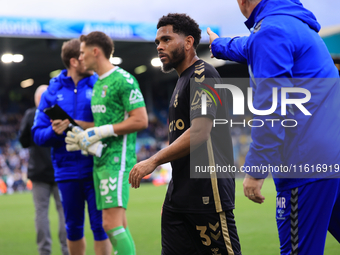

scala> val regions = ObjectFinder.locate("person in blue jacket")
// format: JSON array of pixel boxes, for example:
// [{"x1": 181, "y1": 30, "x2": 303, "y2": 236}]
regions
[
  {"x1": 32, "y1": 39, "x2": 111, "y2": 255},
  {"x1": 208, "y1": 0, "x2": 340, "y2": 254}
]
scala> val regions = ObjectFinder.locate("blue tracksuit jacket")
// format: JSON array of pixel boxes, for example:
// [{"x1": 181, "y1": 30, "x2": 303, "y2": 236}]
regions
[
  {"x1": 211, "y1": 0, "x2": 340, "y2": 191},
  {"x1": 32, "y1": 70, "x2": 97, "y2": 182}
]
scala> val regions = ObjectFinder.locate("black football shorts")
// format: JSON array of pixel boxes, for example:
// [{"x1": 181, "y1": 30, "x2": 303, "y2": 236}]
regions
[{"x1": 161, "y1": 208, "x2": 241, "y2": 255}]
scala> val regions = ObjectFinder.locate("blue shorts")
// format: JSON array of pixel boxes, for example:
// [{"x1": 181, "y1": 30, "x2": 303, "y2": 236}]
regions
[
  {"x1": 58, "y1": 178, "x2": 107, "y2": 241},
  {"x1": 276, "y1": 178, "x2": 340, "y2": 255}
]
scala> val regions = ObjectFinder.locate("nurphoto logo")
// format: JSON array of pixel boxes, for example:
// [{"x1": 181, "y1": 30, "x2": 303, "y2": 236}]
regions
[{"x1": 200, "y1": 82, "x2": 311, "y2": 128}]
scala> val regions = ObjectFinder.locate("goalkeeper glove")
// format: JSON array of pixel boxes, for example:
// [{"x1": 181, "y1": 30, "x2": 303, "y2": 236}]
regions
[
  {"x1": 65, "y1": 126, "x2": 106, "y2": 157},
  {"x1": 78, "y1": 125, "x2": 117, "y2": 150},
  {"x1": 65, "y1": 126, "x2": 87, "y2": 155},
  {"x1": 87, "y1": 141, "x2": 105, "y2": 157},
  {"x1": 65, "y1": 126, "x2": 83, "y2": 152}
]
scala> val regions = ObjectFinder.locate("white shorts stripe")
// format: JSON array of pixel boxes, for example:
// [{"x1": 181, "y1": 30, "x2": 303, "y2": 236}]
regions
[{"x1": 118, "y1": 112, "x2": 128, "y2": 207}]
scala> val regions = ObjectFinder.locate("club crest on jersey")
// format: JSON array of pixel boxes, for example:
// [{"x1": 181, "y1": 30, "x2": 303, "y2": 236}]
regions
[
  {"x1": 101, "y1": 85, "x2": 108, "y2": 98},
  {"x1": 202, "y1": 196, "x2": 209, "y2": 205}
]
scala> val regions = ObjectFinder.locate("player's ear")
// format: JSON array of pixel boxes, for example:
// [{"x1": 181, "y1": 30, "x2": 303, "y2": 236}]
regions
[
  {"x1": 93, "y1": 46, "x2": 99, "y2": 57},
  {"x1": 241, "y1": 0, "x2": 248, "y2": 7},
  {"x1": 69, "y1": 58, "x2": 78, "y2": 68},
  {"x1": 185, "y1": 35, "x2": 195, "y2": 51}
]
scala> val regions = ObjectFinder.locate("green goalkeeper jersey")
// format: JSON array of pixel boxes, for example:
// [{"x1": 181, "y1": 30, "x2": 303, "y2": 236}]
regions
[{"x1": 91, "y1": 66, "x2": 145, "y2": 172}]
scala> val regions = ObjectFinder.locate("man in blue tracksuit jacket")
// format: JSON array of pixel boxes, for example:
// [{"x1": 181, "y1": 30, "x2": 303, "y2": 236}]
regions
[
  {"x1": 32, "y1": 39, "x2": 111, "y2": 255},
  {"x1": 208, "y1": 0, "x2": 340, "y2": 254}
]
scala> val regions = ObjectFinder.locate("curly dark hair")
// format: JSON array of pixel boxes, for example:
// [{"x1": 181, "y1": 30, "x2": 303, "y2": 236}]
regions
[
  {"x1": 80, "y1": 31, "x2": 114, "y2": 59},
  {"x1": 157, "y1": 13, "x2": 201, "y2": 49}
]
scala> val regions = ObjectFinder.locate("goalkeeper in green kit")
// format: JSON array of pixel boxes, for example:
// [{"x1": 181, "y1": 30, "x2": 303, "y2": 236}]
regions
[{"x1": 66, "y1": 31, "x2": 148, "y2": 255}]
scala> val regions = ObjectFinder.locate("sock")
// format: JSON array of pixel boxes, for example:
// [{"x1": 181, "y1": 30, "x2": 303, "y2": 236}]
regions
[
  {"x1": 125, "y1": 226, "x2": 136, "y2": 254},
  {"x1": 106, "y1": 226, "x2": 134, "y2": 255}
]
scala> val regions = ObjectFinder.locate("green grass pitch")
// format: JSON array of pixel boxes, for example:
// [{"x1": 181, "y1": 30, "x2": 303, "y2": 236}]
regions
[{"x1": 0, "y1": 179, "x2": 338, "y2": 254}]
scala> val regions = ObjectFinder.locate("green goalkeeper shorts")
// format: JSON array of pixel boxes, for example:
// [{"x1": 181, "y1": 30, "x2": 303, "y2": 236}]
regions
[{"x1": 93, "y1": 168, "x2": 130, "y2": 210}]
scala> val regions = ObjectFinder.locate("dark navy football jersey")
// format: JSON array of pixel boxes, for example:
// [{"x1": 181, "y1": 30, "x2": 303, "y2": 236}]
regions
[{"x1": 163, "y1": 59, "x2": 235, "y2": 213}]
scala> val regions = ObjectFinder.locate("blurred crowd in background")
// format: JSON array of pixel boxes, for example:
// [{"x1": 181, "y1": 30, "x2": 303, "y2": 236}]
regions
[{"x1": 0, "y1": 101, "x2": 252, "y2": 194}]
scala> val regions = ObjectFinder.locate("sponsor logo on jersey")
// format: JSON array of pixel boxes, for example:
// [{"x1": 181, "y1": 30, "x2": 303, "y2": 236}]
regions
[
  {"x1": 191, "y1": 90, "x2": 213, "y2": 111},
  {"x1": 192, "y1": 90, "x2": 213, "y2": 106},
  {"x1": 196, "y1": 83, "x2": 223, "y2": 116},
  {"x1": 92, "y1": 104, "x2": 107, "y2": 113},
  {"x1": 56, "y1": 94, "x2": 64, "y2": 101},
  {"x1": 129, "y1": 89, "x2": 144, "y2": 104},
  {"x1": 169, "y1": 119, "x2": 185, "y2": 133},
  {"x1": 276, "y1": 196, "x2": 286, "y2": 220},
  {"x1": 86, "y1": 89, "x2": 92, "y2": 99},
  {"x1": 101, "y1": 85, "x2": 108, "y2": 98}
]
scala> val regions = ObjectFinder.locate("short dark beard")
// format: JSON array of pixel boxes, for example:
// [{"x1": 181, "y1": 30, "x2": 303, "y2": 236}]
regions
[
  {"x1": 77, "y1": 69, "x2": 93, "y2": 78},
  {"x1": 161, "y1": 45, "x2": 185, "y2": 73}
]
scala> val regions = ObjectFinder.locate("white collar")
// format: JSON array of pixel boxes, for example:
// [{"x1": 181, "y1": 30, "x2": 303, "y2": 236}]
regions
[{"x1": 99, "y1": 66, "x2": 119, "y2": 80}]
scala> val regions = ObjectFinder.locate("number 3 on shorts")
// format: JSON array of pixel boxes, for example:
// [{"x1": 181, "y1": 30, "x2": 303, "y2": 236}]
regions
[
  {"x1": 100, "y1": 179, "x2": 109, "y2": 196},
  {"x1": 196, "y1": 226, "x2": 212, "y2": 246}
]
